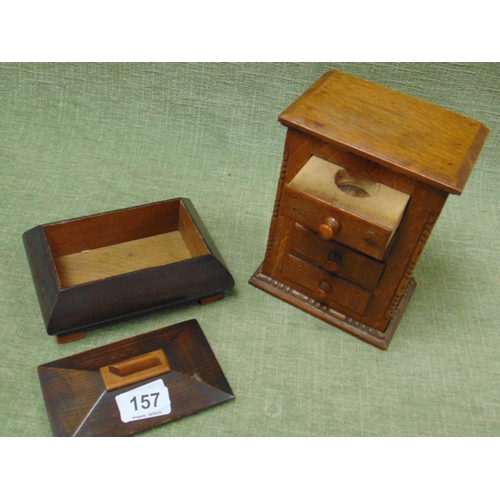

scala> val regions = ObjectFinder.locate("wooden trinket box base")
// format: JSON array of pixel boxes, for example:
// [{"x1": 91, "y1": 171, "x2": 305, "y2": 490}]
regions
[{"x1": 24, "y1": 198, "x2": 234, "y2": 339}]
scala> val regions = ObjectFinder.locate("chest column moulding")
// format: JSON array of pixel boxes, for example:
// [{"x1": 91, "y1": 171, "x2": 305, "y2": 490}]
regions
[{"x1": 249, "y1": 71, "x2": 489, "y2": 349}]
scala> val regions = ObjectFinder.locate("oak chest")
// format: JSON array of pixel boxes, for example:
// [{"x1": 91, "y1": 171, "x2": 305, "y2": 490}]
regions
[{"x1": 250, "y1": 71, "x2": 489, "y2": 349}]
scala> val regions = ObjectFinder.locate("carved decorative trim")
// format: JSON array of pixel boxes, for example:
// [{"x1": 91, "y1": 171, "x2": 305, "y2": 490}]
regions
[
  {"x1": 385, "y1": 212, "x2": 438, "y2": 319},
  {"x1": 250, "y1": 268, "x2": 398, "y2": 348},
  {"x1": 383, "y1": 275, "x2": 416, "y2": 345},
  {"x1": 265, "y1": 150, "x2": 289, "y2": 262},
  {"x1": 250, "y1": 265, "x2": 416, "y2": 349}
]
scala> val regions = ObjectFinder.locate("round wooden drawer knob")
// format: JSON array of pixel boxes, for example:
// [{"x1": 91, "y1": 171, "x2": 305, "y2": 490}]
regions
[
  {"x1": 317, "y1": 216, "x2": 340, "y2": 240},
  {"x1": 316, "y1": 281, "x2": 332, "y2": 300},
  {"x1": 325, "y1": 252, "x2": 341, "y2": 273}
]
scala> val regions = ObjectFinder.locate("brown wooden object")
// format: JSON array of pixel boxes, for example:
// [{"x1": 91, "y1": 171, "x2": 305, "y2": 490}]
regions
[
  {"x1": 56, "y1": 331, "x2": 86, "y2": 344},
  {"x1": 250, "y1": 71, "x2": 489, "y2": 349},
  {"x1": 23, "y1": 198, "x2": 234, "y2": 338},
  {"x1": 38, "y1": 319, "x2": 234, "y2": 437},
  {"x1": 100, "y1": 349, "x2": 172, "y2": 391}
]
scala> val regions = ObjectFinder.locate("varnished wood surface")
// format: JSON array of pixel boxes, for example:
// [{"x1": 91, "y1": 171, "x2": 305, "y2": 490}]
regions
[
  {"x1": 56, "y1": 331, "x2": 86, "y2": 344},
  {"x1": 257, "y1": 112, "x2": 451, "y2": 340},
  {"x1": 279, "y1": 71, "x2": 489, "y2": 194},
  {"x1": 44, "y1": 199, "x2": 181, "y2": 258},
  {"x1": 47, "y1": 254, "x2": 234, "y2": 336},
  {"x1": 283, "y1": 255, "x2": 371, "y2": 315},
  {"x1": 290, "y1": 224, "x2": 384, "y2": 290},
  {"x1": 278, "y1": 129, "x2": 448, "y2": 333},
  {"x1": 22, "y1": 224, "x2": 60, "y2": 330},
  {"x1": 281, "y1": 184, "x2": 395, "y2": 261},
  {"x1": 38, "y1": 320, "x2": 234, "y2": 436},
  {"x1": 179, "y1": 201, "x2": 210, "y2": 257},
  {"x1": 290, "y1": 155, "x2": 410, "y2": 231},
  {"x1": 198, "y1": 293, "x2": 225, "y2": 305},
  {"x1": 250, "y1": 267, "x2": 417, "y2": 350}
]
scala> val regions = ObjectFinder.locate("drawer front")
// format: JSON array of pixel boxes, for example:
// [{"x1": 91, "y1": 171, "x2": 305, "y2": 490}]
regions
[
  {"x1": 282, "y1": 185, "x2": 395, "y2": 261},
  {"x1": 283, "y1": 255, "x2": 371, "y2": 315},
  {"x1": 290, "y1": 224, "x2": 384, "y2": 290},
  {"x1": 283, "y1": 156, "x2": 410, "y2": 260}
]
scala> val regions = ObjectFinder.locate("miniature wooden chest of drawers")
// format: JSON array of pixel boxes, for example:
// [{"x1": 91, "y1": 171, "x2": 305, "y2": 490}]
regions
[{"x1": 250, "y1": 71, "x2": 489, "y2": 349}]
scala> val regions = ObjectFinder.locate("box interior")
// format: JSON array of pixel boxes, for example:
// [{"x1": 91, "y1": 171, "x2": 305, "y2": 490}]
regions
[{"x1": 44, "y1": 199, "x2": 210, "y2": 288}]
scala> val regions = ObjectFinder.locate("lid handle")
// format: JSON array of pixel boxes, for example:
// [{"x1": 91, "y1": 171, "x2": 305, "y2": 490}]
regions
[{"x1": 100, "y1": 349, "x2": 171, "y2": 392}]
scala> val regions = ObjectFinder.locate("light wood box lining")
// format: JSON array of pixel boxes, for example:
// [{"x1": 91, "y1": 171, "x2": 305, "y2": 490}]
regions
[{"x1": 44, "y1": 200, "x2": 210, "y2": 288}]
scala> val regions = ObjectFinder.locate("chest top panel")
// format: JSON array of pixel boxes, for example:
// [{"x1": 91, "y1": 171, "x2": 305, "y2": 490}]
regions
[{"x1": 279, "y1": 71, "x2": 489, "y2": 195}]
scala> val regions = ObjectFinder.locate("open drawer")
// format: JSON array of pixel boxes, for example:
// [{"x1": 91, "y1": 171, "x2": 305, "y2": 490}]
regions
[{"x1": 282, "y1": 156, "x2": 410, "y2": 260}]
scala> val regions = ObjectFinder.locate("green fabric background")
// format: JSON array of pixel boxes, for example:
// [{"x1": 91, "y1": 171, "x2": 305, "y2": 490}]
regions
[{"x1": 1, "y1": 62, "x2": 498, "y2": 437}]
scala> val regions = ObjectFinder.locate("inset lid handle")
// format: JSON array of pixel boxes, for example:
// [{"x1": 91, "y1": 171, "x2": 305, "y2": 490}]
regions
[{"x1": 100, "y1": 349, "x2": 171, "y2": 391}]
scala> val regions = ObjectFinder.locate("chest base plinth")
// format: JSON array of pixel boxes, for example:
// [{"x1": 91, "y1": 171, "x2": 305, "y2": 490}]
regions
[{"x1": 249, "y1": 265, "x2": 416, "y2": 350}]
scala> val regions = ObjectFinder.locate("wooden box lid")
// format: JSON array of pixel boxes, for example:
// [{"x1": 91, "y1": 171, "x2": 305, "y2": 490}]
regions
[
  {"x1": 279, "y1": 71, "x2": 489, "y2": 194},
  {"x1": 37, "y1": 319, "x2": 234, "y2": 436}
]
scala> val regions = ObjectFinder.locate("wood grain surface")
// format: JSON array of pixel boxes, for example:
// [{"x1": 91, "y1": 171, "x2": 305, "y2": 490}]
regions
[
  {"x1": 55, "y1": 232, "x2": 195, "y2": 287},
  {"x1": 38, "y1": 319, "x2": 234, "y2": 436},
  {"x1": 253, "y1": 70, "x2": 488, "y2": 345},
  {"x1": 279, "y1": 71, "x2": 489, "y2": 194}
]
